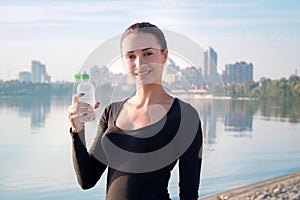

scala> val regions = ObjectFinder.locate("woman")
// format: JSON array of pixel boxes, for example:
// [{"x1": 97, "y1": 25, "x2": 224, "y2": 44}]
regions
[{"x1": 68, "y1": 22, "x2": 203, "y2": 200}]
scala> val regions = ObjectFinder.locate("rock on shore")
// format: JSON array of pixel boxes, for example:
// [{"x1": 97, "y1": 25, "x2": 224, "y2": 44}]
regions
[{"x1": 201, "y1": 171, "x2": 300, "y2": 200}]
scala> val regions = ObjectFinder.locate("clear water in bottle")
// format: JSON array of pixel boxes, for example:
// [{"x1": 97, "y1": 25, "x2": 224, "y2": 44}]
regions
[{"x1": 77, "y1": 73, "x2": 95, "y2": 122}]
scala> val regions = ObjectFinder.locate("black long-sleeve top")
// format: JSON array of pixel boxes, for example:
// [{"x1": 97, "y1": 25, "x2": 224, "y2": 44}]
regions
[{"x1": 70, "y1": 98, "x2": 203, "y2": 200}]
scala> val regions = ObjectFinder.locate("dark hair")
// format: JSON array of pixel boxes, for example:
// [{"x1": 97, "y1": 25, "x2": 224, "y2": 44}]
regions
[{"x1": 120, "y1": 22, "x2": 167, "y2": 51}]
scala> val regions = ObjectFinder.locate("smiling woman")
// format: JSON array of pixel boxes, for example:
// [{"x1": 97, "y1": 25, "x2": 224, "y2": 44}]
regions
[{"x1": 67, "y1": 22, "x2": 203, "y2": 200}]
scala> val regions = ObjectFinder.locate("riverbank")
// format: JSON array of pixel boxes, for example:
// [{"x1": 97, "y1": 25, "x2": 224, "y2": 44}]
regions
[{"x1": 200, "y1": 171, "x2": 300, "y2": 200}]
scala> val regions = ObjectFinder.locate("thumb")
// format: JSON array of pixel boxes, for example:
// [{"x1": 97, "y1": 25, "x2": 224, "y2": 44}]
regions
[{"x1": 94, "y1": 102, "x2": 100, "y2": 109}]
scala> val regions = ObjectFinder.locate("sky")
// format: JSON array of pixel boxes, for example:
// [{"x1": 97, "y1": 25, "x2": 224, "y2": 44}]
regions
[{"x1": 0, "y1": 0, "x2": 300, "y2": 82}]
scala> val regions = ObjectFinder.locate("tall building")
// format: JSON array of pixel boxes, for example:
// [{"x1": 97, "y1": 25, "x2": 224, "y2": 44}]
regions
[
  {"x1": 203, "y1": 47, "x2": 218, "y2": 78},
  {"x1": 31, "y1": 60, "x2": 51, "y2": 83},
  {"x1": 19, "y1": 71, "x2": 31, "y2": 83},
  {"x1": 31, "y1": 60, "x2": 42, "y2": 83},
  {"x1": 180, "y1": 66, "x2": 204, "y2": 89},
  {"x1": 223, "y1": 61, "x2": 253, "y2": 84}
]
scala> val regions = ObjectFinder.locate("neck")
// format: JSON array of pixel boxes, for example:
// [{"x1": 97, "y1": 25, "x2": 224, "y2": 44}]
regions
[{"x1": 132, "y1": 83, "x2": 170, "y2": 106}]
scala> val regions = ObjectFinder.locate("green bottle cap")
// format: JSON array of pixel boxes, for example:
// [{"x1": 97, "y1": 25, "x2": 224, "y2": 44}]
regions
[
  {"x1": 74, "y1": 74, "x2": 81, "y2": 79},
  {"x1": 82, "y1": 73, "x2": 90, "y2": 80}
]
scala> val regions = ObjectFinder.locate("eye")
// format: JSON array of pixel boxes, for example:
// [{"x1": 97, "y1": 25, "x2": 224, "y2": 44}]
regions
[
  {"x1": 127, "y1": 54, "x2": 136, "y2": 60},
  {"x1": 144, "y1": 52, "x2": 153, "y2": 56}
]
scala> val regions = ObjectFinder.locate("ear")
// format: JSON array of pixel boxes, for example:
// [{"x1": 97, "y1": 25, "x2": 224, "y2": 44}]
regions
[{"x1": 162, "y1": 48, "x2": 168, "y2": 64}]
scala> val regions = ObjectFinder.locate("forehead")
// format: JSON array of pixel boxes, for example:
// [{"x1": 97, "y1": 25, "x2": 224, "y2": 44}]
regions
[{"x1": 121, "y1": 32, "x2": 161, "y2": 54}]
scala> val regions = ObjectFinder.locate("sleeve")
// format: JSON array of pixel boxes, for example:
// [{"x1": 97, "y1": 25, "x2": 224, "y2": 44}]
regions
[
  {"x1": 178, "y1": 105, "x2": 203, "y2": 200},
  {"x1": 70, "y1": 105, "x2": 111, "y2": 190}
]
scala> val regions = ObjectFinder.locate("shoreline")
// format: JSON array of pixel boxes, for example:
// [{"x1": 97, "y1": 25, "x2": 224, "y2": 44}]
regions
[
  {"x1": 200, "y1": 170, "x2": 300, "y2": 200},
  {"x1": 176, "y1": 94, "x2": 258, "y2": 100}
]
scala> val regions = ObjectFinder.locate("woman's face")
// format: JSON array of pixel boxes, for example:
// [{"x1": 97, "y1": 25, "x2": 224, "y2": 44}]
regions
[{"x1": 121, "y1": 32, "x2": 168, "y2": 85}]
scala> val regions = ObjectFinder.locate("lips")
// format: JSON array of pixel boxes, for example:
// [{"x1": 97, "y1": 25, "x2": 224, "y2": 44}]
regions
[{"x1": 134, "y1": 70, "x2": 151, "y2": 76}]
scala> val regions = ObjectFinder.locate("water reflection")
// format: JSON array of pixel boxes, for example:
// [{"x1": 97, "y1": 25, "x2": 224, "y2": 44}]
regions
[
  {"x1": 182, "y1": 98, "x2": 227, "y2": 158},
  {"x1": 225, "y1": 100, "x2": 258, "y2": 132},
  {"x1": 0, "y1": 96, "x2": 299, "y2": 134},
  {"x1": 194, "y1": 99, "x2": 218, "y2": 145},
  {"x1": 0, "y1": 96, "x2": 300, "y2": 199},
  {"x1": 0, "y1": 96, "x2": 71, "y2": 132},
  {"x1": 20, "y1": 96, "x2": 50, "y2": 129},
  {"x1": 260, "y1": 99, "x2": 300, "y2": 123}
]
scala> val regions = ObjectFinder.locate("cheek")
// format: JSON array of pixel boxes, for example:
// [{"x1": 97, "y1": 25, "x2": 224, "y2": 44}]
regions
[
  {"x1": 147, "y1": 56, "x2": 163, "y2": 65},
  {"x1": 157, "y1": 54, "x2": 167, "y2": 64},
  {"x1": 122, "y1": 59, "x2": 133, "y2": 71},
  {"x1": 151, "y1": 63, "x2": 164, "y2": 75},
  {"x1": 124, "y1": 63, "x2": 136, "y2": 77}
]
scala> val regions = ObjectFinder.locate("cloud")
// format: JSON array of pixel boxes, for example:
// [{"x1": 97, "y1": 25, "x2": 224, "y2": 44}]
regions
[
  {"x1": 255, "y1": 10, "x2": 300, "y2": 15},
  {"x1": 0, "y1": 2, "x2": 133, "y2": 24},
  {"x1": 1, "y1": 0, "x2": 300, "y2": 35},
  {"x1": 189, "y1": 18, "x2": 300, "y2": 27},
  {"x1": 0, "y1": 1, "x2": 258, "y2": 24}
]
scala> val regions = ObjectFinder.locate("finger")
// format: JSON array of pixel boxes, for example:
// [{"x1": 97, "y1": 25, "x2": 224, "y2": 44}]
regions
[
  {"x1": 94, "y1": 102, "x2": 100, "y2": 109},
  {"x1": 69, "y1": 106, "x2": 93, "y2": 118},
  {"x1": 68, "y1": 104, "x2": 74, "y2": 113},
  {"x1": 68, "y1": 104, "x2": 79, "y2": 117},
  {"x1": 77, "y1": 103, "x2": 94, "y2": 112},
  {"x1": 69, "y1": 103, "x2": 81, "y2": 113},
  {"x1": 72, "y1": 94, "x2": 79, "y2": 104},
  {"x1": 84, "y1": 112, "x2": 96, "y2": 121},
  {"x1": 69, "y1": 112, "x2": 88, "y2": 121},
  {"x1": 91, "y1": 112, "x2": 96, "y2": 121},
  {"x1": 72, "y1": 93, "x2": 85, "y2": 104},
  {"x1": 77, "y1": 101, "x2": 91, "y2": 107},
  {"x1": 68, "y1": 112, "x2": 79, "y2": 121},
  {"x1": 70, "y1": 112, "x2": 94, "y2": 122}
]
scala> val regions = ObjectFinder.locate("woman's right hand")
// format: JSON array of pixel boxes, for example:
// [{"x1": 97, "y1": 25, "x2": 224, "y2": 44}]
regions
[{"x1": 68, "y1": 94, "x2": 100, "y2": 133}]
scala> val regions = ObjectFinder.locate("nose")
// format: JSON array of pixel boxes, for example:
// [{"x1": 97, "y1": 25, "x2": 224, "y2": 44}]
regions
[{"x1": 134, "y1": 55, "x2": 145, "y2": 67}]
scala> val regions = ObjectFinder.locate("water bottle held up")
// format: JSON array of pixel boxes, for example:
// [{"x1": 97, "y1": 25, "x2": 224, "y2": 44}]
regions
[{"x1": 77, "y1": 73, "x2": 96, "y2": 122}]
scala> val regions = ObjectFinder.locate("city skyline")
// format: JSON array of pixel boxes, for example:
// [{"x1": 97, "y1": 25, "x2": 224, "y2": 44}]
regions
[
  {"x1": 0, "y1": 0, "x2": 299, "y2": 82},
  {"x1": 14, "y1": 55, "x2": 253, "y2": 86}
]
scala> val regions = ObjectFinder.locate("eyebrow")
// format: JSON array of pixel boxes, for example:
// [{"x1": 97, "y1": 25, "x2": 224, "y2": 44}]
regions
[{"x1": 125, "y1": 48, "x2": 155, "y2": 54}]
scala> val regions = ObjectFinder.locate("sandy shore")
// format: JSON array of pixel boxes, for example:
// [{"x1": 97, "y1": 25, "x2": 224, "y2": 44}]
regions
[{"x1": 200, "y1": 171, "x2": 300, "y2": 200}]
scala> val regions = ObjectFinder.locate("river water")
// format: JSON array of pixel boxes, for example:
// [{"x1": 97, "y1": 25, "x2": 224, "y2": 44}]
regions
[{"x1": 0, "y1": 96, "x2": 299, "y2": 199}]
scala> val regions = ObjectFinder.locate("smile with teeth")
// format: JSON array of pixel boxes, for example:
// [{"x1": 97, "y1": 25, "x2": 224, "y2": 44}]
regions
[{"x1": 134, "y1": 70, "x2": 151, "y2": 76}]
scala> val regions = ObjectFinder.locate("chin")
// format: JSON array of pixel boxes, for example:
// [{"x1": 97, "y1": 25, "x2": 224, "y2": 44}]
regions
[{"x1": 135, "y1": 80, "x2": 162, "y2": 87}]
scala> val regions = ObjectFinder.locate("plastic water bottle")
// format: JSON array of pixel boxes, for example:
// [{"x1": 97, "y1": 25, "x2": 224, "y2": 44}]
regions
[{"x1": 77, "y1": 73, "x2": 96, "y2": 122}]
